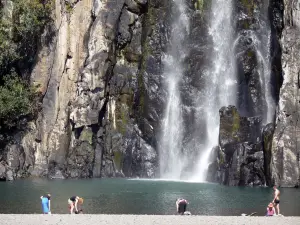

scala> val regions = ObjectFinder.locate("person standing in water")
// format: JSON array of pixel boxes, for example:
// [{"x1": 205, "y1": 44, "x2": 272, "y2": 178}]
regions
[
  {"x1": 40, "y1": 194, "x2": 51, "y2": 214},
  {"x1": 176, "y1": 198, "x2": 188, "y2": 215},
  {"x1": 68, "y1": 196, "x2": 83, "y2": 214},
  {"x1": 272, "y1": 186, "x2": 280, "y2": 215}
]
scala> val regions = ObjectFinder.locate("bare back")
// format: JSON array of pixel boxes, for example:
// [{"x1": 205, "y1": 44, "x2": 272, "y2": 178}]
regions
[{"x1": 274, "y1": 189, "x2": 280, "y2": 200}]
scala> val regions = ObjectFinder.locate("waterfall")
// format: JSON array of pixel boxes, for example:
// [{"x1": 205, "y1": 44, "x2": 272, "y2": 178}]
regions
[
  {"x1": 256, "y1": 2, "x2": 275, "y2": 124},
  {"x1": 159, "y1": 0, "x2": 189, "y2": 179},
  {"x1": 191, "y1": 0, "x2": 237, "y2": 181},
  {"x1": 158, "y1": 0, "x2": 273, "y2": 182}
]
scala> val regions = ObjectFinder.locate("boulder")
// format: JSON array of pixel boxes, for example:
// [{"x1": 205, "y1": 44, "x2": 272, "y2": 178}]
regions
[
  {"x1": 219, "y1": 105, "x2": 261, "y2": 148},
  {"x1": 6, "y1": 170, "x2": 14, "y2": 181},
  {"x1": 65, "y1": 141, "x2": 94, "y2": 178},
  {"x1": 218, "y1": 142, "x2": 265, "y2": 186},
  {"x1": 0, "y1": 163, "x2": 6, "y2": 181},
  {"x1": 215, "y1": 106, "x2": 266, "y2": 186},
  {"x1": 6, "y1": 144, "x2": 26, "y2": 179}
]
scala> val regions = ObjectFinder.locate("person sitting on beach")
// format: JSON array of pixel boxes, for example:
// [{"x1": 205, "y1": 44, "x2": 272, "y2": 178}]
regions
[
  {"x1": 266, "y1": 202, "x2": 275, "y2": 216},
  {"x1": 40, "y1": 194, "x2": 51, "y2": 214},
  {"x1": 68, "y1": 196, "x2": 83, "y2": 214},
  {"x1": 176, "y1": 198, "x2": 188, "y2": 215}
]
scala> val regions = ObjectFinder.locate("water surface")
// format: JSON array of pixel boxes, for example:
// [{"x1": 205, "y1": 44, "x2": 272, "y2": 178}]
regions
[{"x1": 0, "y1": 178, "x2": 299, "y2": 216}]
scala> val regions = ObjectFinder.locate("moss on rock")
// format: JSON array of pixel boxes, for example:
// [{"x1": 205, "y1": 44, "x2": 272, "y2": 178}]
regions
[
  {"x1": 194, "y1": 0, "x2": 209, "y2": 12},
  {"x1": 240, "y1": 0, "x2": 255, "y2": 15},
  {"x1": 136, "y1": 8, "x2": 153, "y2": 122},
  {"x1": 65, "y1": 2, "x2": 73, "y2": 13},
  {"x1": 232, "y1": 107, "x2": 240, "y2": 136},
  {"x1": 113, "y1": 151, "x2": 123, "y2": 171},
  {"x1": 115, "y1": 99, "x2": 131, "y2": 135},
  {"x1": 218, "y1": 149, "x2": 225, "y2": 167},
  {"x1": 79, "y1": 128, "x2": 93, "y2": 145}
]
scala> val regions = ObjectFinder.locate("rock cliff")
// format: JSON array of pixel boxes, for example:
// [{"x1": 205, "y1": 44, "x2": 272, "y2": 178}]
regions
[
  {"x1": 271, "y1": 0, "x2": 300, "y2": 187},
  {"x1": 1, "y1": 0, "x2": 163, "y2": 180},
  {"x1": 207, "y1": 106, "x2": 272, "y2": 186},
  {"x1": 207, "y1": 0, "x2": 299, "y2": 187},
  {"x1": 0, "y1": 0, "x2": 299, "y2": 187}
]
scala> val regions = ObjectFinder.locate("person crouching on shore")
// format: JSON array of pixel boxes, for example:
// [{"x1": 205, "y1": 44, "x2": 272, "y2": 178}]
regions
[
  {"x1": 176, "y1": 198, "x2": 188, "y2": 215},
  {"x1": 266, "y1": 202, "x2": 275, "y2": 216},
  {"x1": 68, "y1": 196, "x2": 83, "y2": 214}
]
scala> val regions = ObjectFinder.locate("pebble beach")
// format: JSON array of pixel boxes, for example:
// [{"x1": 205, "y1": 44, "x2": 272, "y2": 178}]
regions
[{"x1": 1, "y1": 215, "x2": 299, "y2": 225}]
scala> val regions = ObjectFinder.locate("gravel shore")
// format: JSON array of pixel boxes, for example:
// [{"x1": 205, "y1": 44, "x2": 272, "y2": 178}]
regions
[{"x1": 1, "y1": 215, "x2": 300, "y2": 225}]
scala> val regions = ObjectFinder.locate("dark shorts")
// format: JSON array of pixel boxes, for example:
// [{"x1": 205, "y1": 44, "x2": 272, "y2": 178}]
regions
[
  {"x1": 274, "y1": 199, "x2": 280, "y2": 204},
  {"x1": 178, "y1": 203, "x2": 187, "y2": 213}
]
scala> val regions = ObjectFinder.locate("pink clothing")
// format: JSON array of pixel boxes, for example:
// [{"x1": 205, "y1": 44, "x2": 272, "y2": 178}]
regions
[
  {"x1": 267, "y1": 207, "x2": 275, "y2": 216},
  {"x1": 178, "y1": 199, "x2": 187, "y2": 204}
]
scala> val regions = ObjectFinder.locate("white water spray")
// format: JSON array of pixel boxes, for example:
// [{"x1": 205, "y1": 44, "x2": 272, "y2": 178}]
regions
[
  {"x1": 159, "y1": 0, "x2": 274, "y2": 182},
  {"x1": 192, "y1": 0, "x2": 237, "y2": 182},
  {"x1": 257, "y1": 2, "x2": 275, "y2": 124},
  {"x1": 159, "y1": 0, "x2": 189, "y2": 179}
]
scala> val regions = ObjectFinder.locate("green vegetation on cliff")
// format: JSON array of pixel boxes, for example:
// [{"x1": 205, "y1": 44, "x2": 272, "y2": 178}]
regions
[
  {"x1": 0, "y1": 0, "x2": 52, "y2": 130},
  {"x1": 113, "y1": 150, "x2": 123, "y2": 171},
  {"x1": 194, "y1": 0, "x2": 209, "y2": 12},
  {"x1": 0, "y1": 74, "x2": 38, "y2": 128}
]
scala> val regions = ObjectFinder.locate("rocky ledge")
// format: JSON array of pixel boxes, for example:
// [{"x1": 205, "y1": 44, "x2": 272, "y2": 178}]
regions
[{"x1": 207, "y1": 106, "x2": 274, "y2": 186}]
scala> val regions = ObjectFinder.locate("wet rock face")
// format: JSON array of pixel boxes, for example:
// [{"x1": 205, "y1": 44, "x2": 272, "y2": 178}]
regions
[
  {"x1": 0, "y1": 163, "x2": 6, "y2": 181},
  {"x1": 95, "y1": 0, "x2": 167, "y2": 178},
  {"x1": 262, "y1": 123, "x2": 274, "y2": 186},
  {"x1": 220, "y1": 142, "x2": 265, "y2": 186},
  {"x1": 208, "y1": 106, "x2": 267, "y2": 186},
  {"x1": 219, "y1": 106, "x2": 261, "y2": 148},
  {"x1": 182, "y1": 1, "x2": 212, "y2": 149},
  {"x1": 269, "y1": 0, "x2": 284, "y2": 104},
  {"x1": 235, "y1": 0, "x2": 271, "y2": 118},
  {"x1": 207, "y1": 106, "x2": 279, "y2": 186}
]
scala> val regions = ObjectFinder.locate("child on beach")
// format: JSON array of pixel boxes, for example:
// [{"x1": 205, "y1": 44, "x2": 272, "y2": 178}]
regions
[
  {"x1": 266, "y1": 202, "x2": 275, "y2": 216},
  {"x1": 68, "y1": 196, "x2": 83, "y2": 214},
  {"x1": 40, "y1": 194, "x2": 51, "y2": 214}
]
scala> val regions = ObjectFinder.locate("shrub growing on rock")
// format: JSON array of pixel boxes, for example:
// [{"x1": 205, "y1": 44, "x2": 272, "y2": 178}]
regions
[{"x1": 0, "y1": 0, "x2": 52, "y2": 131}]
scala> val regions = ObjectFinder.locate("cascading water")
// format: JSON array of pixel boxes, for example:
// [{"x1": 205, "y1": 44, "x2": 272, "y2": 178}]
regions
[
  {"x1": 159, "y1": 0, "x2": 189, "y2": 179},
  {"x1": 159, "y1": 0, "x2": 274, "y2": 182},
  {"x1": 256, "y1": 2, "x2": 275, "y2": 124},
  {"x1": 191, "y1": 0, "x2": 237, "y2": 181}
]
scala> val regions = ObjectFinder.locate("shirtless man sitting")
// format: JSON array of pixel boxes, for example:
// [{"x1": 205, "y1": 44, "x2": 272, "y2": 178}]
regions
[{"x1": 272, "y1": 186, "x2": 280, "y2": 215}]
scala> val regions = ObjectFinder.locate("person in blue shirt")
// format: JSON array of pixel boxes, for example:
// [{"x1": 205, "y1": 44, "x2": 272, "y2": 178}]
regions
[{"x1": 40, "y1": 194, "x2": 51, "y2": 214}]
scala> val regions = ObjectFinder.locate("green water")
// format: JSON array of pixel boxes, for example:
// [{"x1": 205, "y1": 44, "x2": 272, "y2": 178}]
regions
[{"x1": 0, "y1": 178, "x2": 299, "y2": 216}]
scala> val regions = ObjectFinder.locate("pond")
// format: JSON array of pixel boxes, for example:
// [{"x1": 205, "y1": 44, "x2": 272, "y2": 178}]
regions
[{"x1": 0, "y1": 178, "x2": 299, "y2": 216}]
